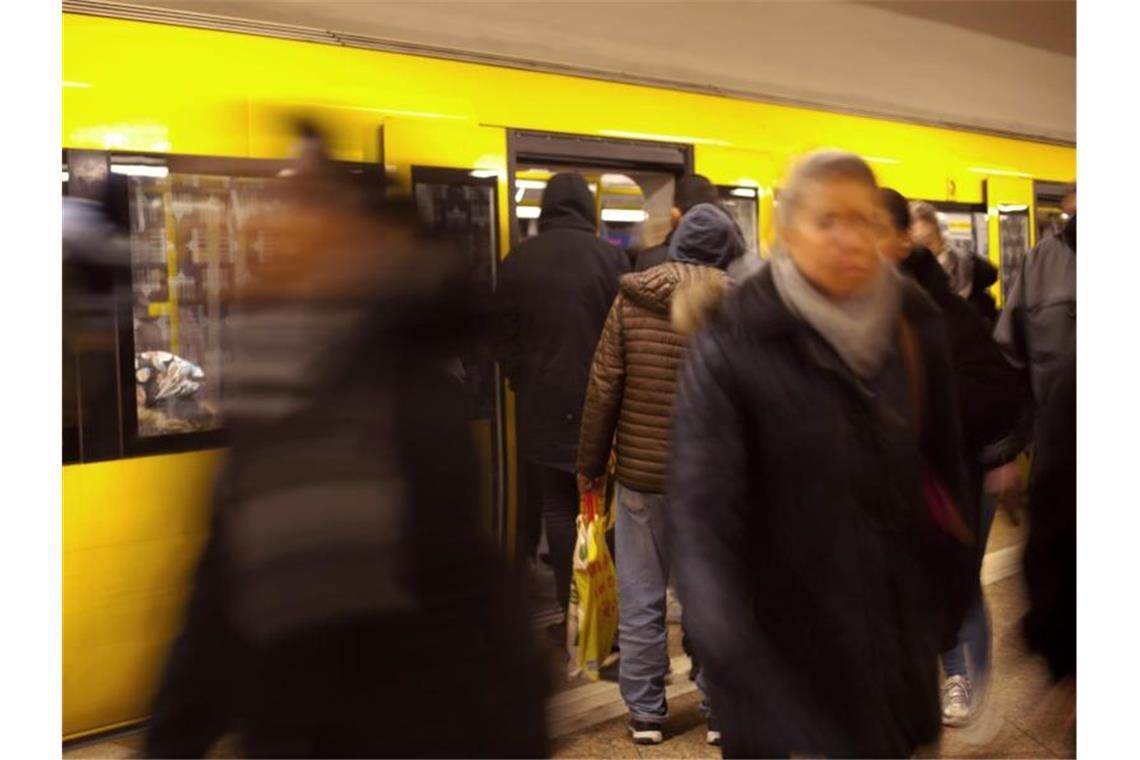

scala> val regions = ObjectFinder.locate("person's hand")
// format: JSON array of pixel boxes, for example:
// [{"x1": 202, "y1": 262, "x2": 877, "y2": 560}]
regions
[
  {"x1": 985, "y1": 461, "x2": 1024, "y2": 520},
  {"x1": 577, "y1": 473, "x2": 603, "y2": 495}
]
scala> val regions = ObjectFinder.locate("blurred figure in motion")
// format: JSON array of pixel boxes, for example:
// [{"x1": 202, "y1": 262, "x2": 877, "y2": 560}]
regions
[
  {"x1": 881, "y1": 188, "x2": 1027, "y2": 727},
  {"x1": 144, "y1": 125, "x2": 548, "y2": 758},
  {"x1": 495, "y1": 172, "x2": 629, "y2": 640},
  {"x1": 667, "y1": 151, "x2": 975, "y2": 757},
  {"x1": 910, "y1": 200, "x2": 999, "y2": 327},
  {"x1": 993, "y1": 186, "x2": 1077, "y2": 715},
  {"x1": 634, "y1": 174, "x2": 719, "y2": 272},
  {"x1": 62, "y1": 170, "x2": 131, "y2": 459},
  {"x1": 576, "y1": 203, "x2": 741, "y2": 746}
]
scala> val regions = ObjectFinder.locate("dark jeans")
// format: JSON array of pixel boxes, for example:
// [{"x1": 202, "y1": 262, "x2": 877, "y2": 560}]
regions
[{"x1": 527, "y1": 461, "x2": 580, "y2": 614}]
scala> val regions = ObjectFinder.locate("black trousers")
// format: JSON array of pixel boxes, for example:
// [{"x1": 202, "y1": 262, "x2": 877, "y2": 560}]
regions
[{"x1": 526, "y1": 462, "x2": 580, "y2": 614}]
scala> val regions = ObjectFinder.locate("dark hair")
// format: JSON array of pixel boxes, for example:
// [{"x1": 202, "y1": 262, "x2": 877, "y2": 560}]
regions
[
  {"x1": 879, "y1": 188, "x2": 911, "y2": 233},
  {"x1": 675, "y1": 174, "x2": 718, "y2": 213}
]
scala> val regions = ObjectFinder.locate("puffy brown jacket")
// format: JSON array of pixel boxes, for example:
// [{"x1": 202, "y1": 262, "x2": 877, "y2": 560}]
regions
[{"x1": 576, "y1": 261, "x2": 728, "y2": 492}]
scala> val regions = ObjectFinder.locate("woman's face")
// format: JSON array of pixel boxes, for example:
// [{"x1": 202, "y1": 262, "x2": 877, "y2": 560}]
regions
[
  {"x1": 782, "y1": 177, "x2": 883, "y2": 298},
  {"x1": 910, "y1": 218, "x2": 943, "y2": 254}
]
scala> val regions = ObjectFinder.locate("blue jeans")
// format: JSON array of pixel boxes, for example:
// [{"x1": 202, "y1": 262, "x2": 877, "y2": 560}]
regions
[
  {"x1": 942, "y1": 491, "x2": 998, "y2": 679},
  {"x1": 615, "y1": 484, "x2": 709, "y2": 724}
]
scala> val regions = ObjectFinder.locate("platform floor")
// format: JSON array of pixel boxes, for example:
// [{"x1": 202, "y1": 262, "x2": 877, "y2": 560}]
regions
[{"x1": 65, "y1": 512, "x2": 1071, "y2": 759}]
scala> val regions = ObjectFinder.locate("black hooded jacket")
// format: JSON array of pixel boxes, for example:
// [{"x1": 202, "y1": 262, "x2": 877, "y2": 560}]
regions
[{"x1": 495, "y1": 172, "x2": 630, "y2": 470}]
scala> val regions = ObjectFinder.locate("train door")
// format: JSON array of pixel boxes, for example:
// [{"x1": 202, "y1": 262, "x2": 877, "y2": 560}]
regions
[
  {"x1": 984, "y1": 176, "x2": 1036, "y2": 308},
  {"x1": 717, "y1": 185, "x2": 761, "y2": 260},
  {"x1": 506, "y1": 130, "x2": 691, "y2": 631}
]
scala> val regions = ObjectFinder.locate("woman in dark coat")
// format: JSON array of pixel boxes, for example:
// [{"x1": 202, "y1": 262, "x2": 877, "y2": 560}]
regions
[
  {"x1": 667, "y1": 151, "x2": 975, "y2": 758},
  {"x1": 881, "y1": 187, "x2": 1026, "y2": 726}
]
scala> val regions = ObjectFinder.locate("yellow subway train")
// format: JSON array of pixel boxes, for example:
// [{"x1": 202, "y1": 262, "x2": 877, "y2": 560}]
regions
[{"x1": 62, "y1": 8, "x2": 1075, "y2": 741}]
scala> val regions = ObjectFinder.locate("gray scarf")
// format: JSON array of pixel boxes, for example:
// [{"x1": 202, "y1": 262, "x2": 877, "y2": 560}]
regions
[{"x1": 770, "y1": 248, "x2": 902, "y2": 379}]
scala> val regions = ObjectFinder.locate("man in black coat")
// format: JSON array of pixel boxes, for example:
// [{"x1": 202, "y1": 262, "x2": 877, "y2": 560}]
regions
[
  {"x1": 634, "y1": 174, "x2": 720, "y2": 272},
  {"x1": 495, "y1": 172, "x2": 629, "y2": 619}
]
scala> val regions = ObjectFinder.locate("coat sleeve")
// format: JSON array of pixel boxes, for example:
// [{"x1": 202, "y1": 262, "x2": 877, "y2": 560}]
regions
[
  {"x1": 576, "y1": 295, "x2": 626, "y2": 479},
  {"x1": 990, "y1": 254, "x2": 1036, "y2": 458},
  {"x1": 666, "y1": 329, "x2": 835, "y2": 754}
]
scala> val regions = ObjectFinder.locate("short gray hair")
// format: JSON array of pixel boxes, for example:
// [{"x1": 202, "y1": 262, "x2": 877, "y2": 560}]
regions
[
  {"x1": 909, "y1": 200, "x2": 944, "y2": 239},
  {"x1": 778, "y1": 150, "x2": 878, "y2": 229}
]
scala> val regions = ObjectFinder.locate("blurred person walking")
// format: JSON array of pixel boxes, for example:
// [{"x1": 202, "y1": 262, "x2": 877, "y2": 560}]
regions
[
  {"x1": 576, "y1": 203, "x2": 741, "y2": 746},
  {"x1": 993, "y1": 188, "x2": 1076, "y2": 718},
  {"x1": 910, "y1": 200, "x2": 999, "y2": 326},
  {"x1": 881, "y1": 188, "x2": 1027, "y2": 726},
  {"x1": 495, "y1": 172, "x2": 629, "y2": 638},
  {"x1": 667, "y1": 151, "x2": 975, "y2": 758},
  {"x1": 634, "y1": 174, "x2": 720, "y2": 271},
  {"x1": 144, "y1": 127, "x2": 549, "y2": 758}
]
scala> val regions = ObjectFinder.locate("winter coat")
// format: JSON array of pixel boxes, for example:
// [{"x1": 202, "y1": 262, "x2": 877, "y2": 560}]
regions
[
  {"x1": 1021, "y1": 352, "x2": 1076, "y2": 682},
  {"x1": 576, "y1": 262, "x2": 729, "y2": 492},
  {"x1": 995, "y1": 217, "x2": 1077, "y2": 411},
  {"x1": 495, "y1": 173, "x2": 629, "y2": 470},
  {"x1": 146, "y1": 243, "x2": 549, "y2": 759},
  {"x1": 667, "y1": 264, "x2": 974, "y2": 758},
  {"x1": 634, "y1": 232, "x2": 670, "y2": 272},
  {"x1": 967, "y1": 255, "x2": 1000, "y2": 327},
  {"x1": 900, "y1": 247, "x2": 1025, "y2": 464}
]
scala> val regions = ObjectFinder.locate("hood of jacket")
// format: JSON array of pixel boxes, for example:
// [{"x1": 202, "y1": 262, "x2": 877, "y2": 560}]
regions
[
  {"x1": 668, "y1": 202, "x2": 745, "y2": 269},
  {"x1": 538, "y1": 172, "x2": 596, "y2": 233}
]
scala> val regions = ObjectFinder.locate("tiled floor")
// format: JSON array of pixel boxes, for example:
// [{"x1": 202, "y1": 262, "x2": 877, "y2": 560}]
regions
[{"x1": 551, "y1": 574, "x2": 1075, "y2": 759}]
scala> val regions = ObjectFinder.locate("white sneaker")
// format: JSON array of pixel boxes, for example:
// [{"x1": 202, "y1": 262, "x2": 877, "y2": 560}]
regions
[
  {"x1": 629, "y1": 720, "x2": 664, "y2": 745},
  {"x1": 942, "y1": 675, "x2": 974, "y2": 727}
]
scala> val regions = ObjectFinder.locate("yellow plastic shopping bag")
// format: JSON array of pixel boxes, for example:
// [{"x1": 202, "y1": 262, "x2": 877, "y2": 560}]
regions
[{"x1": 565, "y1": 489, "x2": 619, "y2": 681}]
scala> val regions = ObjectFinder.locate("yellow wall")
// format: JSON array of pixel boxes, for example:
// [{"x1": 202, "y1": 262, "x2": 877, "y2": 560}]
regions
[
  {"x1": 63, "y1": 451, "x2": 221, "y2": 739},
  {"x1": 62, "y1": 11, "x2": 1075, "y2": 739}
]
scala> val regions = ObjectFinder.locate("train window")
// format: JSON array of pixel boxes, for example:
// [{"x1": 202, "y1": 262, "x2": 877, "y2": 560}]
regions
[
  {"x1": 412, "y1": 166, "x2": 506, "y2": 541},
  {"x1": 997, "y1": 205, "x2": 1031, "y2": 303},
  {"x1": 123, "y1": 162, "x2": 280, "y2": 439},
  {"x1": 717, "y1": 185, "x2": 760, "y2": 260},
  {"x1": 412, "y1": 168, "x2": 500, "y2": 421}
]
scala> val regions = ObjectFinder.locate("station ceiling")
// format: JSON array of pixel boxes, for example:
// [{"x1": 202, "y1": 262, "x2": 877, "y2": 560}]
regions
[{"x1": 76, "y1": 0, "x2": 1076, "y2": 143}]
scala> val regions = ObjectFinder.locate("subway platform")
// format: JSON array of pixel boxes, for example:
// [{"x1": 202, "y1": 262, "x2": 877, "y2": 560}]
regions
[{"x1": 64, "y1": 515, "x2": 1073, "y2": 759}]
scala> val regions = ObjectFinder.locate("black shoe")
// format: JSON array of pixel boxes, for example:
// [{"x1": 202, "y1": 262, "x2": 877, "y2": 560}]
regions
[
  {"x1": 706, "y1": 714, "x2": 721, "y2": 746},
  {"x1": 629, "y1": 719, "x2": 664, "y2": 745}
]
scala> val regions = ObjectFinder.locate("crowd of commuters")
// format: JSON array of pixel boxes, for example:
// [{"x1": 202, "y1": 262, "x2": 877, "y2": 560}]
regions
[{"x1": 126, "y1": 125, "x2": 1075, "y2": 757}]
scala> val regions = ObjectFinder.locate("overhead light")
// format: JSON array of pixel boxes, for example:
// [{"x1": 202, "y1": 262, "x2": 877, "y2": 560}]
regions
[
  {"x1": 861, "y1": 155, "x2": 900, "y2": 165},
  {"x1": 731, "y1": 188, "x2": 757, "y2": 198},
  {"x1": 62, "y1": 170, "x2": 70, "y2": 182},
  {"x1": 588, "y1": 183, "x2": 598, "y2": 194},
  {"x1": 600, "y1": 129, "x2": 730, "y2": 147},
  {"x1": 970, "y1": 166, "x2": 1032, "y2": 178},
  {"x1": 515, "y1": 179, "x2": 547, "y2": 190},
  {"x1": 996, "y1": 203, "x2": 1028, "y2": 213},
  {"x1": 469, "y1": 169, "x2": 498, "y2": 178},
  {"x1": 63, "y1": 81, "x2": 93, "y2": 88},
  {"x1": 601, "y1": 209, "x2": 647, "y2": 223},
  {"x1": 514, "y1": 187, "x2": 526, "y2": 203},
  {"x1": 111, "y1": 164, "x2": 169, "y2": 178},
  {"x1": 516, "y1": 206, "x2": 541, "y2": 219}
]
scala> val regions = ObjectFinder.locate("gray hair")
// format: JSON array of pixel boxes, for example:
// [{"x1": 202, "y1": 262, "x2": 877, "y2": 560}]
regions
[
  {"x1": 778, "y1": 150, "x2": 878, "y2": 229},
  {"x1": 909, "y1": 200, "x2": 945, "y2": 240}
]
